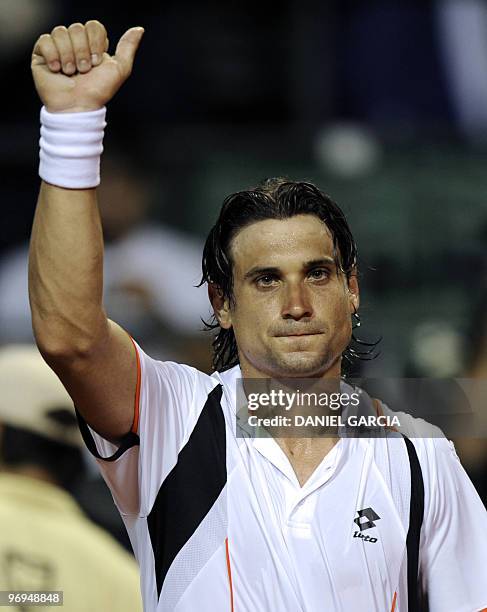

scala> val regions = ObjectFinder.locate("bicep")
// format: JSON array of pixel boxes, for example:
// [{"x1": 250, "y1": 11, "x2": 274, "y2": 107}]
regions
[{"x1": 50, "y1": 318, "x2": 137, "y2": 442}]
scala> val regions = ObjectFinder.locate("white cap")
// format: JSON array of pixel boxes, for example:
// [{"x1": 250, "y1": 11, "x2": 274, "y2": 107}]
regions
[{"x1": 0, "y1": 345, "x2": 83, "y2": 448}]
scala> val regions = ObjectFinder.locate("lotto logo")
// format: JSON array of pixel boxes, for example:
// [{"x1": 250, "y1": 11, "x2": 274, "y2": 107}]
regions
[
  {"x1": 353, "y1": 531, "x2": 378, "y2": 543},
  {"x1": 353, "y1": 507, "x2": 380, "y2": 543},
  {"x1": 353, "y1": 507, "x2": 381, "y2": 532}
]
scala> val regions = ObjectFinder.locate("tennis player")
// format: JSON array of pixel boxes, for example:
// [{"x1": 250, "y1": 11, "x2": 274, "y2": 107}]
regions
[{"x1": 29, "y1": 20, "x2": 487, "y2": 612}]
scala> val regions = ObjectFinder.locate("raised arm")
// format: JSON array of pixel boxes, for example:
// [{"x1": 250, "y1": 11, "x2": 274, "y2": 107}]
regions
[{"x1": 29, "y1": 21, "x2": 144, "y2": 441}]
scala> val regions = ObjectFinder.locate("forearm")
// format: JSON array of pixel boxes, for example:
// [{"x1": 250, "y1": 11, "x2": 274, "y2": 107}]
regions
[
  {"x1": 29, "y1": 20, "x2": 144, "y2": 356},
  {"x1": 29, "y1": 180, "x2": 108, "y2": 354},
  {"x1": 26, "y1": 21, "x2": 143, "y2": 440}
]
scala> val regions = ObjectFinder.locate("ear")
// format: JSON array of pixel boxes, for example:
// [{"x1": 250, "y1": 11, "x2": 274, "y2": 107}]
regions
[
  {"x1": 347, "y1": 268, "x2": 360, "y2": 313},
  {"x1": 208, "y1": 283, "x2": 233, "y2": 329}
]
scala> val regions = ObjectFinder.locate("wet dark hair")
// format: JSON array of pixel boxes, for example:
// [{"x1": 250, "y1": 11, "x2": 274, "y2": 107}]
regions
[{"x1": 200, "y1": 177, "x2": 376, "y2": 372}]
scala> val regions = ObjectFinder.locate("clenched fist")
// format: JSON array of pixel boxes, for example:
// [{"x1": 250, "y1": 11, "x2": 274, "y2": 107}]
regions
[{"x1": 31, "y1": 21, "x2": 144, "y2": 113}]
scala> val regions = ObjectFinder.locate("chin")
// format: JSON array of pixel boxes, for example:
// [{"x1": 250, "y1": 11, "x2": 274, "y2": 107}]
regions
[{"x1": 269, "y1": 352, "x2": 333, "y2": 378}]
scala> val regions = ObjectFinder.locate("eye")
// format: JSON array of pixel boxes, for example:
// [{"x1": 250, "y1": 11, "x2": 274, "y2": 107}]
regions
[
  {"x1": 308, "y1": 268, "x2": 330, "y2": 281},
  {"x1": 256, "y1": 273, "x2": 279, "y2": 288}
]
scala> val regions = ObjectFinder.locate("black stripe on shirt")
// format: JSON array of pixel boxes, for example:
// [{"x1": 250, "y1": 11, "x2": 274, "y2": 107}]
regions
[
  {"x1": 147, "y1": 384, "x2": 227, "y2": 598},
  {"x1": 404, "y1": 436, "x2": 425, "y2": 612}
]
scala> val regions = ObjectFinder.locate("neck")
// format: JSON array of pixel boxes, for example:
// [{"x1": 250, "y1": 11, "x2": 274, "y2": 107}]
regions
[
  {"x1": 276, "y1": 436, "x2": 339, "y2": 457},
  {"x1": 240, "y1": 356, "x2": 345, "y2": 441}
]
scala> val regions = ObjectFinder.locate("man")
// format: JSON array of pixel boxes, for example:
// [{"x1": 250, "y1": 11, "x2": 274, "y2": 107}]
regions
[
  {"x1": 0, "y1": 345, "x2": 143, "y2": 611},
  {"x1": 29, "y1": 20, "x2": 487, "y2": 612}
]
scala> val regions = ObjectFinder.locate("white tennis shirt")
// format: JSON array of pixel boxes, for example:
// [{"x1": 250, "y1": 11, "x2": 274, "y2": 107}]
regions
[{"x1": 77, "y1": 339, "x2": 487, "y2": 612}]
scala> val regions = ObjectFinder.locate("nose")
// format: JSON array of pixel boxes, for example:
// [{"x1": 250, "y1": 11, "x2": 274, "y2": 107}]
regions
[{"x1": 281, "y1": 282, "x2": 313, "y2": 320}]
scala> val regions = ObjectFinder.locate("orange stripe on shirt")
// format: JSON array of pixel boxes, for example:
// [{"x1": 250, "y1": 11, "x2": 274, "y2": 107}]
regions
[
  {"x1": 128, "y1": 335, "x2": 141, "y2": 434},
  {"x1": 225, "y1": 537, "x2": 235, "y2": 612},
  {"x1": 373, "y1": 398, "x2": 398, "y2": 432},
  {"x1": 390, "y1": 591, "x2": 397, "y2": 612}
]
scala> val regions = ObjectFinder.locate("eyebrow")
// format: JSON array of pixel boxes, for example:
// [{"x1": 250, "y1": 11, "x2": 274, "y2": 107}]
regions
[{"x1": 243, "y1": 257, "x2": 336, "y2": 280}]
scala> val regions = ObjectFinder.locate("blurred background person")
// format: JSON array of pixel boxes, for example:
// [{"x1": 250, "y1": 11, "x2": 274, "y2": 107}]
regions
[
  {"x1": 436, "y1": 0, "x2": 487, "y2": 144},
  {"x1": 0, "y1": 151, "x2": 212, "y2": 369},
  {"x1": 0, "y1": 345, "x2": 142, "y2": 612},
  {"x1": 452, "y1": 287, "x2": 487, "y2": 503}
]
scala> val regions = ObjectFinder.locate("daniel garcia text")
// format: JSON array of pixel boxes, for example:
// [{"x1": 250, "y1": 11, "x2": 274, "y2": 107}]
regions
[{"x1": 247, "y1": 414, "x2": 401, "y2": 428}]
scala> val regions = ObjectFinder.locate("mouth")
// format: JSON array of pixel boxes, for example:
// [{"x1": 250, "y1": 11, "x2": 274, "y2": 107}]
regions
[{"x1": 275, "y1": 332, "x2": 323, "y2": 337}]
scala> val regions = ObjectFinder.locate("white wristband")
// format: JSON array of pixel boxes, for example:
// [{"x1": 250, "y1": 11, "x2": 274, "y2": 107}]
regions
[{"x1": 39, "y1": 106, "x2": 107, "y2": 189}]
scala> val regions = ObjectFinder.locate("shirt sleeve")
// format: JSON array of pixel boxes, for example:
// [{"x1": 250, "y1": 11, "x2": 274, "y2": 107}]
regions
[
  {"x1": 76, "y1": 338, "x2": 219, "y2": 517},
  {"x1": 419, "y1": 437, "x2": 487, "y2": 612}
]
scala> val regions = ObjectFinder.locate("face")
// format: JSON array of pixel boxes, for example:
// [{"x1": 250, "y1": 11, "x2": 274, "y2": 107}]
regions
[{"x1": 211, "y1": 214, "x2": 359, "y2": 378}]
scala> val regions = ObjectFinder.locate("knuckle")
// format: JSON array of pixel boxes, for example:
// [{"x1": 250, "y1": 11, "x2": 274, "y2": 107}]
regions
[
  {"x1": 85, "y1": 19, "x2": 106, "y2": 31},
  {"x1": 51, "y1": 25, "x2": 67, "y2": 35},
  {"x1": 36, "y1": 34, "x2": 54, "y2": 52},
  {"x1": 68, "y1": 22, "x2": 84, "y2": 32}
]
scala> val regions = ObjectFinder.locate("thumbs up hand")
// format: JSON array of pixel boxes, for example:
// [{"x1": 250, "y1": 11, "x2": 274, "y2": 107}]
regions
[{"x1": 31, "y1": 20, "x2": 144, "y2": 113}]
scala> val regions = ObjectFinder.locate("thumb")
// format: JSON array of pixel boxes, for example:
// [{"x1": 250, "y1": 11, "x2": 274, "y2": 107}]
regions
[{"x1": 114, "y1": 27, "x2": 144, "y2": 77}]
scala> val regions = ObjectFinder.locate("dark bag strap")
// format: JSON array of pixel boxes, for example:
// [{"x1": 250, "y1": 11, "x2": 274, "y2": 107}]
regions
[{"x1": 403, "y1": 436, "x2": 425, "y2": 611}]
